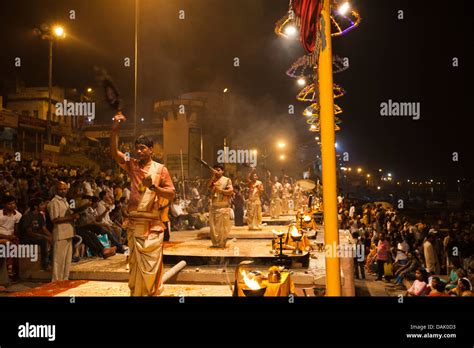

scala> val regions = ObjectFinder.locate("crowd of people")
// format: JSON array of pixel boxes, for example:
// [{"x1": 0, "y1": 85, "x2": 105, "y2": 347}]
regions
[
  {"x1": 0, "y1": 152, "x2": 304, "y2": 286},
  {"x1": 340, "y1": 198, "x2": 474, "y2": 296}
]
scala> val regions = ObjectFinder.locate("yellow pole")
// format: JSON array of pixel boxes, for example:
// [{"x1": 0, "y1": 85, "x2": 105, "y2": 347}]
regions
[{"x1": 318, "y1": 0, "x2": 341, "y2": 296}]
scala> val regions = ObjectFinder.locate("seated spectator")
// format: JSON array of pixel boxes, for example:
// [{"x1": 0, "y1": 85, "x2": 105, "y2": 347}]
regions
[
  {"x1": 448, "y1": 278, "x2": 474, "y2": 297},
  {"x1": 75, "y1": 197, "x2": 118, "y2": 258},
  {"x1": 395, "y1": 236, "x2": 410, "y2": 266},
  {"x1": 19, "y1": 198, "x2": 52, "y2": 271},
  {"x1": 170, "y1": 198, "x2": 195, "y2": 230},
  {"x1": 445, "y1": 259, "x2": 465, "y2": 291},
  {"x1": 427, "y1": 277, "x2": 449, "y2": 297},
  {"x1": 406, "y1": 268, "x2": 428, "y2": 297},
  {"x1": 96, "y1": 191, "x2": 124, "y2": 242}
]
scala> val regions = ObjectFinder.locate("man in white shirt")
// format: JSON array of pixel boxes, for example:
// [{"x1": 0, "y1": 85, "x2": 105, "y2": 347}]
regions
[
  {"x1": 395, "y1": 236, "x2": 410, "y2": 264},
  {"x1": 0, "y1": 196, "x2": 22, "y2": 284},
  {"x1": 349, "y1": 204, "x2": 355, "y2": 219},
  {"x1": 0, "y1": 196, "x2": 22, "y2": 241},
  {"x1": 48, "y1": 181, "x2": 80, "y2": 282},
  {"x1": 82, "y1": 176, "x2": 94, "y2": 197}
]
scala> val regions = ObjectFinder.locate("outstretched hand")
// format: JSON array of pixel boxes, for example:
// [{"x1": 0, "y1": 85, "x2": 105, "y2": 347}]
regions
[{"x1": 113, "y1": 114, "x2": 127, "y2": 123}]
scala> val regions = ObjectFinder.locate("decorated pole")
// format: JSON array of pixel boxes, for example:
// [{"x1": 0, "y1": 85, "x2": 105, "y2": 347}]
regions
[{"x1": 318, "y1": 0, "x2": 341, "y2": 296}]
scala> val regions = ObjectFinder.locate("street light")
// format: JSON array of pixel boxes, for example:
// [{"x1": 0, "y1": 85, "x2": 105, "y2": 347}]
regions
[
  {"x1": 279, "y1": 154, "x2": 286, "y2": 160},
  {"x1": 53, "y1": 26, "x2": 65, "y2": 38},
  {"x1": 34, "y1": 23, "x2": 66, "y2": 145},
  {"x1": 357, "y1": 167, "x2": 362, "y2": 173},
  {"x1": 86, "y1": 88, "x2": 93, "y2": 93},
  {"x1": 277, "y1": 141, "x2": 286, "y2": 149}
]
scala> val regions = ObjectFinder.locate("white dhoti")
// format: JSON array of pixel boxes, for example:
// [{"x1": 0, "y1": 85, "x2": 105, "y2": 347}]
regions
[
  {"x1": 127, "y1": 219, "x2": 164, "y2": 297},
  {"x1": 270, "y1": 198, "x2": 282, "y2": 219},
  {"x1": 247, "y1": 200, "x2": 262, "y2": 230},
  {"x1": 209, "y1": 205, "x2": 231, "y2": 247},
  {"x1": 281, "y1": 197, "x2": 289, "y2": 214}
]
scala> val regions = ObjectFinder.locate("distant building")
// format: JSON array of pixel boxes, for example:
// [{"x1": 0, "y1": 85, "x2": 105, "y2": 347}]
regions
[
  {"x1": 155, "y1": 92, "x2": 230, "y2": 178},
  {"x1": 5, "y1": 85, "x2": 89, "y2": 159}
]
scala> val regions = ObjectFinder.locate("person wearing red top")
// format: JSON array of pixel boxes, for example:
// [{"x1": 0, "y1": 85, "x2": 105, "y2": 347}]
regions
[
  {"x1": 376, "y1": 234, "x2": 390, "y2": 281},
  {"x1": 427, "y1": 277, "x2": 449, "y2": 297}
]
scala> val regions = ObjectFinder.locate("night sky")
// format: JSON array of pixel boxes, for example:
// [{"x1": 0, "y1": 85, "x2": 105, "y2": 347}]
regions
[{"x1": 0, "y1": 0, "x2": 472, "y2": 181}]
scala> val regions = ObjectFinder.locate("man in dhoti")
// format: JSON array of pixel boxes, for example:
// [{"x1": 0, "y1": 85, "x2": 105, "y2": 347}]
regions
[
  {"x1": 281, "y1": 178, "x2": 292, "y2": 215},
  {"x1": 111, "y1": 114, "x2": 175, "y2": 296},
  {"x1": 208, "y1": 164, "x2": 233, "y2": 248},
  {"x1": 270, "y1": 177, "x2": 283, "y2": 219},
  {"x1": 247, "y1": 171, "x2": 264, "y2": 230},
  {"x1": 293, "y1": 183, "x2": 303, "y2": 212}
]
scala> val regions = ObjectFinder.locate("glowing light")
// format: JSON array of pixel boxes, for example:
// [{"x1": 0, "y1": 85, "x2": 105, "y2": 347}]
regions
[
  {"x1": 378, "y1": 169, "x2": 382, "y2": 172},
  {"x1": 86, "y1": 88, "x2": 92, "y2": 93},
  {"x1": 277, "y1": 142, "x2": 286, "y2": 149},
  {"x1": 387, "y1": 173, "x2": 392, "y2": 177},
  {"x1": 284, "y1": 25, "x2": 297, "y2": 37},
  {"x1": 223, "y1": 88, "x2": 228, "y2": 93},
  {"x1": 366, "y1": 174, "x2": 371, "y2": 178},
  {"x1": 357, "y1": 168, "x2": 362, "y2": 173},
  {"x1": 335, "y1": 142, "x2": 338, "y2": 148},
  {"x1": 315, "y1": 136, "x2": 320, "y2": 141},
  {"x1": 377, "y1": 186, "x2": 381, "y2": 190},
  {"x1": 279, "y1": 154, "x2": 286, "y2": 160},
  {"x1": 338, "y1": 2, "x2": 351, "y2": 16},
  {"x1": 297, "y1": 78, "x2": 306, "y2": 86},
  {"x1": 53, "y1": 26, "x2": 65, "y2": 38},
  {"x1": 140, "y1": 118, "x2": 144, "y2": 122}
]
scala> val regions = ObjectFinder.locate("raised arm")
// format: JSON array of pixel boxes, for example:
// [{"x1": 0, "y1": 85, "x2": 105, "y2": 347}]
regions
[{"x1": 111, "y1": 114, "x2": 127, "y2": 165}]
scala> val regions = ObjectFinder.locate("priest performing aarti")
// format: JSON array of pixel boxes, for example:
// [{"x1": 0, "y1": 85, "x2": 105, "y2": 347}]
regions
[
  {"x1": 207, "y1": 164, "x2": 234, "y2": 248},
  {"x1": 247, "y1": 170, "x2": 264, "y2": 230},
  {"x1": 111, "y1": 114, "x2": 175, "y2": 297}
]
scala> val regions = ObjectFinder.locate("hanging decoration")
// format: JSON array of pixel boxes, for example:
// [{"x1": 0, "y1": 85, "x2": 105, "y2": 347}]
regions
[
  {"x1": 303, "y1": 103, "x2": 342, "y2": 117},
  {"x1": 330, "y1": 5, "x2": 361, "y2": 37},
  {"x1": 297, "y1": 83, "x2": 345, "y2": 102},
  {"x1": 276, "y1": 0, "x2": 361, "y2": 137}
]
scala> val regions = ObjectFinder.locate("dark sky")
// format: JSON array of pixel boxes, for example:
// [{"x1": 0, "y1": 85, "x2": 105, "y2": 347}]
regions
[{"x1": 0, "y1": 0, "x2": 472, "y2": 181}]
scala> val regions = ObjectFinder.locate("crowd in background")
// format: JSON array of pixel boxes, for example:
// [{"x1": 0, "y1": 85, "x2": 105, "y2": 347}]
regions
[{"x1": 339, "y1": 198, "x2": 474, "y2": 296}]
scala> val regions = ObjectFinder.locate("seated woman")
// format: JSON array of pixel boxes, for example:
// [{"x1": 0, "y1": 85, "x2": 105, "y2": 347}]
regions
[
  {"x1": 445, "y1": 259, "x2": 464, "y2": 291},
  {"x1": 448, "y1": 278, "x2": 473, "y2": 297},
  {"x1": 406, "y1": 268, "x2": 428, "y2": 297},
  {"x1": 393, "y1": 252, "x2": 422, "y2": 288}
]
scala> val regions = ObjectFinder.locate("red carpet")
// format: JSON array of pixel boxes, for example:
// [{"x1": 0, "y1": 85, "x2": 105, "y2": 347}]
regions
[{"x1": 10, "y1": 280, "x2": 89, "y2": 297}]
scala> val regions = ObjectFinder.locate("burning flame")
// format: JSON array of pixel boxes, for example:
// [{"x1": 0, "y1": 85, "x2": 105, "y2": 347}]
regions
[
  {"x1": 241, "y1": 271, "x2": 261, "y2": 290},
  {"x1": 290, "y1": 225, "x2": 301, "y2": 237}
]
